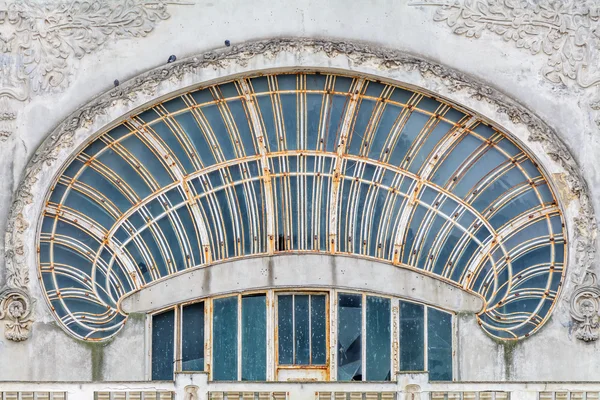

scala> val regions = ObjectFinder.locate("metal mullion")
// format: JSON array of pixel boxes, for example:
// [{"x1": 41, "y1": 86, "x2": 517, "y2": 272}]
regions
[
  {"x1": 238, "y1": 293, "x2": 242, "y2": 381},
  {"x1": 392, "y1": 298, "x2": 400, "y2": 381},
  {"x1": 424, "y1": 306, "x2": 428, "y2": 373},
  {"x1": 175, "y1": 305, "x2": 181, "y2": 373},
  {"x1": 452, "y1": 311, "x2": 457, "y2": 381},
  {"x1": 361, "y1": 293, "x2": 367, "y2": 381},
  {"x1": 292, "y1": 294, "x2": 296, "y2": 364}
]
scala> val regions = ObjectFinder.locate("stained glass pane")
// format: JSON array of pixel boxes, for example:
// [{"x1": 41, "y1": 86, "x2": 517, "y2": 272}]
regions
[
  {"x1": 366, "y1": 296, "x2": 391, "y2": 380},
  {"x1": 151, "y1": 309, "x2": 174, "y2": 380},
  {"x1": 213, "y1": 296, "x2": 238, "y2": 380},
  {"x1": 428, "y1": 308, "x2": 453, "y2": 381},
  {"x1": 182, "y1": 302, "x2": 204, "y2": 371},
  {"x1": 242, "y1": 294, "x2": 266, "y2": 381},
  {"x1": 400, "y1": 301, "x2": 424, "y2": 371},
  {"x1": 337, "y1": 293, "x2": 362, "y2": 381}
]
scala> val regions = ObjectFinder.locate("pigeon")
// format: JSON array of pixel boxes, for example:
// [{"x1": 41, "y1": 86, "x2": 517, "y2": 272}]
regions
[
  {"x1": 113, "y1": 79, "x2": 119, "y2": 87},
  {"x1": 167, "y1": 55, "x2": 177, "y2": 63},
  {"x1": 224, "y1": 40, "x2": 231, "y2": 47}
]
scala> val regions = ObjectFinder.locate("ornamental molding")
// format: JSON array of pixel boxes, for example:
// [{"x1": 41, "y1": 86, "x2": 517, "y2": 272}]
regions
[
  {"x1": 410, "y1": 0, "x2": 600, "y2": 88},
  {"x1": 410, "y1": 0, "x2": 600, "y2": 341},
  {"x1": 0, "y1": 287, "x2": 33, "y2": 341},
  {"x1": 0, "y1": 0, "x2": 189, "y2": 140},
  {"x1": 4, "y1": 38, "x2": 595, "y2": 341}
]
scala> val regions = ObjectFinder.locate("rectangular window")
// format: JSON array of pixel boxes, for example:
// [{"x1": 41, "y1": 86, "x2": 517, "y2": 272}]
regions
[
  {"x1": 427, "y1": 308, "x2": 452, "y2": 381},
  {"x1": 213, "y1": 296, "x2": 238, "y2": 380},
  {"x1": 277, "y1": 294, "x2": 327, "y2": 366},
  {"x1": 181, "y1": 302, "x2": 204, "y2": 371},
  {"x1": 337, "y1": 293, "x2": 362, "y2": 381},
  {"x1": 242, "y1": 294, "x2": 267, "y2": 380},
  {"x1": 151, "y1": 309, "x2": 174, "y2": 380},
  {"x1": 366, "y1": 296, "x2": 391, "y2": 381},
  {"x1": 400, "y1": 301, "x2": 425, "y2": 371}
]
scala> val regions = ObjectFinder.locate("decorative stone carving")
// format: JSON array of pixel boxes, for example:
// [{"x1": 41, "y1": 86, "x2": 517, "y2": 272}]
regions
[
  {"x1": 411, "y1": 0, "x2": 600, "y2": 342},
  {"x1": 184, "y1": 386, "x2": 199, "y2": 400},
  {"x1": 0, "y1": 0, "x2": 189, "y2": 141},
  {"x1": 411, "y1": 0, "x2": 600, "y2": 87},
  {"x1": 571, "y1": 272, "x2": 600, "y2": 342},
  {"x1": 0, "y1": 288, "x2": 33, "y2": 341},
  {"x1": 5, "y1": 38, "x2": 595, "y2": 342}
]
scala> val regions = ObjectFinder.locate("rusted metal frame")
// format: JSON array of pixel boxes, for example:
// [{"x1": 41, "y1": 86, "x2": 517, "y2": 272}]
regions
[
  {"x1": 377, "y1": 96, "x2": 420, "y2": 165},
  {"x1": 213, "y1": 92, "x2": 251, "y2": 258},
  {"x1": 359, "y1": 165, "x2": 386, "y2": 258},
  {"x1": 372, "y1": 172, "x2": 399, "y2": 259},
  {"x1": 474, "y1": 217, "x2": 559, "y2": 322},
  {"x1": 355, "y1": 83, "x2": 394, "y2": 158},
  {"x1": 344, "y1": 161, "x2": 366, "y2": 255},
  {"x1": 124, "y1": 118, "x2": 190, "y2": 276},
  {"x1": 160, "y1": 192, "x2": 196, "y2": 270},
  {"x1": 44, "y1": 204, "x2": 137, "y2": 305},
  {"x1": 47, "y1": 151, "x2": 144, "y2": 322},
  {"x1": 154, "y1": 102, "x2": 204, "y2": 171},
  {"x1": 59, "y1": 177, "x2": 122, "y2": 221},
  {"x1": 239, "y1": 78, "x2": 276, "y2": 254},
  {"x1": 329, "y1": 78, "x2": 366, "y2": 253},
  {"x1": 188, "y1": 100, "x2": 227, "y2": 165},
  {"x1": 401, "y1": 103, "x2": 451, "y2": 172}
]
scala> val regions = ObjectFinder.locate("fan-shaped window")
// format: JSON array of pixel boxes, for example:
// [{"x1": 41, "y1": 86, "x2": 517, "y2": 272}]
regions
[{"x1": 38, "y1": 72, "x2": 566, "y2": 341}]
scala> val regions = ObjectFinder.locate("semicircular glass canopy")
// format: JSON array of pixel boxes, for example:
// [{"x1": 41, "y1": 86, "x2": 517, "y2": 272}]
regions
[{"x1": 38, "y1": 72, "x2": 566, "y2": 341}]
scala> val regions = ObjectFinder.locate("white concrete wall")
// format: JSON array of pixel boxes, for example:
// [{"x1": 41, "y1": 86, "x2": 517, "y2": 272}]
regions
[{"x1": 1, "y1": 0, "x2": 600, "y2": 383}]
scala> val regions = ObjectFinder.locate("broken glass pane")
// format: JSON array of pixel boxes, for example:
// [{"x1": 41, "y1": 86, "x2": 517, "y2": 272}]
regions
[
  {"x1": 278, "y1": 295, "x2": 294, "y2": 365},
  {"x1": 428, "y1": 308, "x2": 452, "y2": 381},
  {"x1": 400, "y1": 301, "x2": 424, "y2": 371},
  {"x1": 242, "y1": 294, "x2": 266, "y2": 380},
  {"x1": 182, "y1": 302, "x2": 204, "y2": 371},
  {"x1": 337, "y1": 293, "x2": 362, "y2": 381},
  {"x1": 151, "y1": 309, "x2": 174, "y2": 380},
  {"x1": 213, "y1": 296, "x2": 238, "y2": 380},
  {"x1": 366, "y1": 296, "x2": 391, "y2": 380}
]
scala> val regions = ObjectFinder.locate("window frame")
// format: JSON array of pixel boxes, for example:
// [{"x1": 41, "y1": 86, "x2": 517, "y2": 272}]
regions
[
  {"x1": 274, "y1": 290, "x2": 330, "y2": 373},
  {"x1": 147, "y1": 288, "x2": 457, "y2": 382}
]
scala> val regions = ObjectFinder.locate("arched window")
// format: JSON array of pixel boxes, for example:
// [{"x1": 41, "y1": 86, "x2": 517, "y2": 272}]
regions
[{"x1": 37, "y1": 72, "x2": 566, "y2": 346}]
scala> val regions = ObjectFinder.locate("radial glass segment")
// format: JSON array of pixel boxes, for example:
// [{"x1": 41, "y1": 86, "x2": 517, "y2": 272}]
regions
[{"x1": 37, "y1": 72, "x2": 566, "y2": 340}]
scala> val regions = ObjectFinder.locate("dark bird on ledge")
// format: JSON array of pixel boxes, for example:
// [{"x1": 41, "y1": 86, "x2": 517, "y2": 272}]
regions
[{"x1": 167, "y1": 55, "x2": 177, "y2": 63}]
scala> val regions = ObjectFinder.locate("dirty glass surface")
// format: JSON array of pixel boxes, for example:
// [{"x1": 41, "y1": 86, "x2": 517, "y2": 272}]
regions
[
  {"x1": 400, "y1": 301, "x2": 424, "y2": 371},
  {"x1": 213, "y1": 296, "x2": 238, "y2": 380},
  {"x1": 277, "y1": 294, "x2": 327, "y2": 365},
  {"x1": 242, "y1": 294, "x2": 267, "y2": 380},
  {"x1": 366, "y1": 296, "x2": 391, "y2": 380},
  {"x1": 151, "y1": 309, "x2": 174, "y2": 380},
  {"x1": 337, "y1": 293, "x2": 362, "y2": 381},
  {"x1": 182, "y1": 302, "x2": 204, "y2": 371},
  {"x1": 428, "y1": 308, "x2": 453, "y2": 381}
]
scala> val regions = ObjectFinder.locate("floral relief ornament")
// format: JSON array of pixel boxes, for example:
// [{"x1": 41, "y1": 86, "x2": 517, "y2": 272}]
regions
[
  {"x1": 411, "y1": 0, "x2": 600, "y2": 87},
  {"x1": 0, "y1": 0, "x2": 189, "y2": 341}
]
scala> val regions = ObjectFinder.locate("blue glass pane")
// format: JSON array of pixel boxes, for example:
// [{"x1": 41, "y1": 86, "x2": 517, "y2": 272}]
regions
[
  {"x1": 311, "y1": 295, "x2": 327, "y2": 365},
  {"x1": 366, "y1": 296, "x2": 391, "y2": 381},
  {"x1": 400, "y1": 302, "x2": 424, "y2": 371},
  {"x1": 427, "y1": 308, "x2": 453, "y2": 381},
  {"x1": 295, "y1": 295, "x2": 310, "y2": 365},
  {"x1": 152, "y1": 309, "x2": 174, "y2": 380},
  {"x1": 213, "y1": 296, "x2": 238, "y2": 380},
  {"x1": 182, "y1": 302, "x2": 204, "y2": 371},
  {"x1": 242, "y1": 294, "x2": 266, "y2": 381},
  {"x1": 338, "y1": 293, "x2": 362, "y2": 381},
  {"x1": 278, "y1": 295, "x2": 294, "y2": 365}
]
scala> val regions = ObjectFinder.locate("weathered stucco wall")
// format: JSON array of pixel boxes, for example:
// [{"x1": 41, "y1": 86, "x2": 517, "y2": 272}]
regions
[{"x1": 1, "y1": 0, "x2": 600, "y2": 383}]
